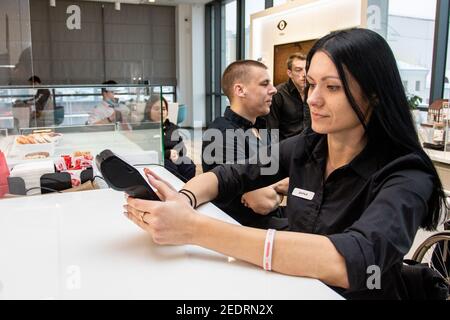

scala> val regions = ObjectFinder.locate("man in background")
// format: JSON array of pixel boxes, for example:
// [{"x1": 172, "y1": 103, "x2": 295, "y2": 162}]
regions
[
  {"x1": 87, "y1": 80, "x2": 128, "y2": 125},
  {"x1": 202, "y1": 60, "x2": 288, "y2": 230},
  {"x1": 25, "y1": 75, "x2": 54, "y2": 127},
  {"x1": 265, "y1": 52, "x2": 310, "y2": 141}
]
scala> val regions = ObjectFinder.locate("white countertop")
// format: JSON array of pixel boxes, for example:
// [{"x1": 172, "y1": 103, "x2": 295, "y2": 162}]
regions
[
  {"x1": 425, "y1": 148, "x2": 450, "y2": 165},
  {"x1": 0, "y1": 166, "x2": 343, "y2": 300}
]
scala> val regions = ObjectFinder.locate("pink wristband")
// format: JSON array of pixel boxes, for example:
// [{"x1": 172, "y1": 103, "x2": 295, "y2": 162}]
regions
[{"x1": 263, "y1": 229, "x2": 276, "y2": 271}]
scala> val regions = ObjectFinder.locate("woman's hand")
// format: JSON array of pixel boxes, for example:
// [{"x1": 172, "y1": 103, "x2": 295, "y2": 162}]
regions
[
  {"x1": 241, "y1": 186, "x2": 282, "y2": 215},
  {"x1": 123, "y1": 168, "x2": 198, "y2": 245}
]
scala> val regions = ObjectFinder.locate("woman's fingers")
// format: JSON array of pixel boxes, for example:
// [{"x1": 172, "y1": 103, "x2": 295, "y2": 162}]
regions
[
  {"x1": 146, "y1": 172, "x2": 177, "y2": 200},
  {"x1": 144, "y1": 168, "x2": 177, "y2": 192},
  {"x1": 123, "y1": 208, "x2": 152, "y2": 231}
]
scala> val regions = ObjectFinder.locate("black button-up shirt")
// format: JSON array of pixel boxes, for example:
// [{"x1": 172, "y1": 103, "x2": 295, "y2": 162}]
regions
[
  {"x1": 212, "y1": 128, "x2": 434, "y2": 299},
  {"x1": 265, "y1": 79, "x2": 311, "y2": 141},
  {"x1": 202, "y1": 107, "x2": 269, "y2": 173},
  {"x1": 202, "y1": 107, "x2": 288, "y2": 230}
]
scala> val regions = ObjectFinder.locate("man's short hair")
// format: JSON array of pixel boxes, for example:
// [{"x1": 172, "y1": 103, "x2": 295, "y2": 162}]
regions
[
  {"x1": 221, "y1": 60, "x2": 268, "y2": 101},
  {"x1": 101, "y1": 80, "x2": 118, "y2": 94},
  {"x1": 286, "y1": 52, "x2": 307, "y2": 70},
  {"x1": 28, "y1": 75, "x2": 41, "y2": 84}
]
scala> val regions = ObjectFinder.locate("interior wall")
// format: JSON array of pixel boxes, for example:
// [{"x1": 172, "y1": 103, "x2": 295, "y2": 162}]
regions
[
  {"x1": 250, "y1": 0, "x2": 367, "y2": 80},
  {"x1": 29, "y1": 0, "x2": 176, "y2": 85},
  {"x1": 176, "y1": 3, "x2": 205, "y2": 128}
]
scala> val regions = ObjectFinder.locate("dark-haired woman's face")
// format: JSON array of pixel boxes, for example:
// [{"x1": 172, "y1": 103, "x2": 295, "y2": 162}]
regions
[
  {"x1": 306, "y1": 51, "x2": 370, "y2": 137},
  {"x1": 149, "y1": 101, "x2": 167, "y2": 122}
]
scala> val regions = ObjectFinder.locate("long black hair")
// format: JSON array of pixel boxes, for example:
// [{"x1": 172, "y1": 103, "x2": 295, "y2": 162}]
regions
[{"x1": 305, "y1": 28, "x2": 446, "y2": 230}]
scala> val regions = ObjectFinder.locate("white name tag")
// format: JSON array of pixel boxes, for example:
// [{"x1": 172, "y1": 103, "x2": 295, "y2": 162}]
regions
[{"x1": 292, "y1": 188, "x2": 315, "y2": 200}]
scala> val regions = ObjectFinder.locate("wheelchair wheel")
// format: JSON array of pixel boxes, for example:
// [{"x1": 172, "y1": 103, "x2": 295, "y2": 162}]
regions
[{"x1": 412, "y1": 231, "x2": 450, "y2": 288}]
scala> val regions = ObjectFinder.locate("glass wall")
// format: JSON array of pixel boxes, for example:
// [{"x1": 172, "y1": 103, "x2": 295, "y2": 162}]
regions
[
  {"x1": 0, "y1": 84, "x2": 166, "y2": 198},
  {"x1": 0, "y1": 0, "x2": 33, "y2": 86}
]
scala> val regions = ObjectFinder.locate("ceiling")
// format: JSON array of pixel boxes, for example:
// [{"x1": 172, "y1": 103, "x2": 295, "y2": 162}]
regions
[{"x1": 82, "y1": 0, "x2": 212, "y2": 5}]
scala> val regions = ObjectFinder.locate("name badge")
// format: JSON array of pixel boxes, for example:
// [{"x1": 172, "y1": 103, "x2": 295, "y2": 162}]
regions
[{"x1": 292, "y1": 188, "x2": 315, "y2": 200}]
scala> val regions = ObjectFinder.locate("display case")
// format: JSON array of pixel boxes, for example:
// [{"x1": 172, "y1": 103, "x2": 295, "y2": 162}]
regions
[
  {"x1": 418, "y1": 99, "x2": 450, "y2": 152},
  {"x1": 0, "y1": 84, "x2": 167, "y2": 199}
]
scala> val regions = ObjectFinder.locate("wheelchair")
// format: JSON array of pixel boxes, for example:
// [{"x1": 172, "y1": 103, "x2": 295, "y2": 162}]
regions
[{"x1": 411, "y1": 219, "x2": 450, "y2": 292}]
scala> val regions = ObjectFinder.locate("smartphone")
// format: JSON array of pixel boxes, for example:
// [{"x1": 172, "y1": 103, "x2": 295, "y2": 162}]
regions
[{"x1": 96, "y1": 149, "x2": 160, "y2": 200}]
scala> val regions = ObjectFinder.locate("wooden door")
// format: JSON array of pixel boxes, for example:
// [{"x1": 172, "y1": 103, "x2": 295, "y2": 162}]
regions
[{"x1": 273, "y1": 40, "x2": 316, "y2": 86}]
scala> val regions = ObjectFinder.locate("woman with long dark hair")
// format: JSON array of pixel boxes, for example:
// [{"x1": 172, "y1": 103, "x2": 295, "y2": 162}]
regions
[
  {"x1": 144, "y1": 95, "x2": 196, "y2": 181},
  {"x1": 124, "y1": 29, "x2": 446, "y2": 299}
]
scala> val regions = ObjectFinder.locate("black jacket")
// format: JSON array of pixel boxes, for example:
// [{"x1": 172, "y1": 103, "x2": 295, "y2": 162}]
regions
[
  {"x1": 265, "y1": 79, "x2": 310, "y2": 141},
  {"x1": 162, "y1": 119, "x2": 186, "y2": 159}
]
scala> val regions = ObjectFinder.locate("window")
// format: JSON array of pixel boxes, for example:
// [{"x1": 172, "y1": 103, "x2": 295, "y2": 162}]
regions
[
  {"x1": 367, "y1": 0, "x2": 437, "y2": 106},
  {"x1": 403, "y1": 80, "x2": 409, "y2": 90},
  {"x1": 245, "y1": 1, "x2": 266, "y2": 58},
  {"x1": 273, "y1": 0, "x2": 288, "y2": 6},
  {"x1": 223, "y1": 1, "x2": 237, "y2": 72}
]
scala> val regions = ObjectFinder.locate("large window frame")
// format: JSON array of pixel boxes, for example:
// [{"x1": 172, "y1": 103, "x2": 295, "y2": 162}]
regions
[{"x1": 205, "y1": 0, "x2": 271, "y2": 125}]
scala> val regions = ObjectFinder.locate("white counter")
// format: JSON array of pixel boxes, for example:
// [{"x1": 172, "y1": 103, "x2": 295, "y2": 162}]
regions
[
  {"x1": 425, "y1": 148, "x2": 450, "y2": 165},
  {"x1": 0, "y1": 166, "x2": 343, "y2": 300}
]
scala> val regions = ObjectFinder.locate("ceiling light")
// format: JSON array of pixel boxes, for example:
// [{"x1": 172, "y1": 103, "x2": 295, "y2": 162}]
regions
[
  {"x1": 49, "y1": 0, "x2": 56, "y2": 7},
  {"x1": 115, "y1": 1, "x2": 120, "y2": 11}
]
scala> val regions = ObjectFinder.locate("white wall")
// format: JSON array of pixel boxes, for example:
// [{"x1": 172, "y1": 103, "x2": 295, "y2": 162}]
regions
[
  {"x1": 176, "y1": 3, "x2": 205, "y2": 128},
  {"x1": 250, "y1": 0, "x2": 367, "y2": 78}
]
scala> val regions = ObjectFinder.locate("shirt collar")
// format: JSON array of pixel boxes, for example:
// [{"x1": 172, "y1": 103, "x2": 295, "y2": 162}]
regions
[
  {"x1": 287, "y1": 79, "x2": 305, "y2": 103},
  {"x1": 287, "y1": 78, "x2": 299, "y2": 94},
  {"x1": 224, "y1": 107, "x2": 266, "y2": 130},
  {"x1": 305, "y1": 131, "x2": 383, "y2": 180}
]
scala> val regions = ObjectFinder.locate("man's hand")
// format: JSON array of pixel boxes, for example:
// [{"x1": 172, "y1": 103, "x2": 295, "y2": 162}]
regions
[
  {"x1": 169, "y1": 149, "x2": 179, "y2": 162},
  {"x1": 241, "y1": 186, "x2": 282, "y2": 215}
]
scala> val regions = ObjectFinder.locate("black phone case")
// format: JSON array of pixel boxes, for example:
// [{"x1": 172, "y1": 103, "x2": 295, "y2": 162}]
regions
[{"x1": 96, "y1": 149, "x2": 160, "y2": 200}]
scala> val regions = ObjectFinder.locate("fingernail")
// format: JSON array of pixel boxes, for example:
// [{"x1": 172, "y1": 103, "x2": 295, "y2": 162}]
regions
[
  {"x1": 123, "y1": 212, "x2": 128, "y2": 218},
  {"x1": 144, "y1": 168, "x2": 150, "y2": 174}
]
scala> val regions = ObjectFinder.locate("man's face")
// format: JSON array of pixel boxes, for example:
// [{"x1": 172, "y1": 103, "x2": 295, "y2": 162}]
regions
[
  {"x1": 287, "y1": 58, "x2": 306, "y2": 91},
  {"x1": 240, "y1": 66, "x2": 277, "y2": 117},
  {"x1": 103, "y1": 90, "x2": 115, "y2": 101}
]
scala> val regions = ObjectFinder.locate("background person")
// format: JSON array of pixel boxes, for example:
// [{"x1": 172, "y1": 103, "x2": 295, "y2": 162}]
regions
[{"x1": 144, "y1": 95, "x2": 195, "y2": 181}]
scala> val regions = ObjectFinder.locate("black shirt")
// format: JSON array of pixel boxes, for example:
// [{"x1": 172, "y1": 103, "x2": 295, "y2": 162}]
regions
[
  {"x1": 211, "y1": 128, "x2": 434, "y2": 299},
  {"x1": 162, "y1": 119, "x2": 186, "y2": 159},
  {"x1": 265, "y1": 79, "x2": 311, "y2": 141},
  {"x1": 202, "y1": 107, "x2": 269, "y2": 173},
  {"x1": 202, "y1": 107, "x2": 288, "y2": 230}
]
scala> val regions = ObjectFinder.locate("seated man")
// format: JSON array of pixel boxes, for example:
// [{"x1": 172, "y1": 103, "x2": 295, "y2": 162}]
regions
[
  {"x1": 87, "y1": 80, "x2": 128, "y2": 125},
  {"x1": 202, "y1": 60, "x2": 288, "y2": 230}
]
